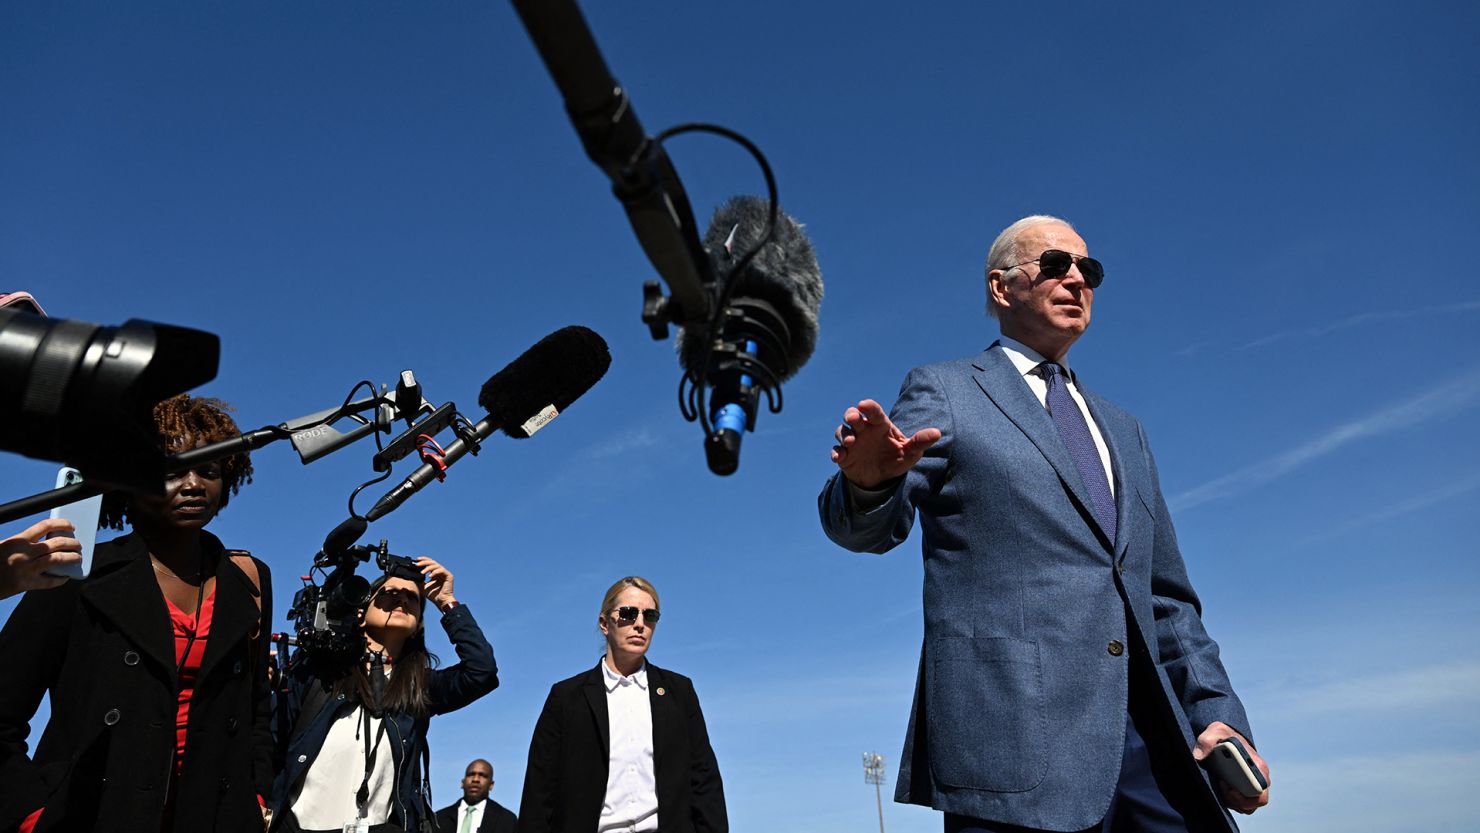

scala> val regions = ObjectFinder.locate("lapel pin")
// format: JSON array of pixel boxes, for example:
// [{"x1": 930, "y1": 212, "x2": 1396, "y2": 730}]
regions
[{"x1": 656, "y1": 687, "x2": 666, "y2": 696}]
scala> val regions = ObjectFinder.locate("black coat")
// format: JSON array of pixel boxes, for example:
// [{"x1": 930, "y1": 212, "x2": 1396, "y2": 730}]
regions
[
  {"x1": 518, "y1": 661, "x2": 726, "y2": 833},
  {"x1": 0, "y1": 531, "x2": 273, "y2": 833},
  {"x1": 433, "y1": 797, "x2": 517, "y2": 833}
]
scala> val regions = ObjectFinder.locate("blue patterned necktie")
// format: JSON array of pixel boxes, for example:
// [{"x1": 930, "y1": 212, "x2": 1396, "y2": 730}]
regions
[{"x1": 1040, "y1": 362, "x2": 1116, "y2": 542}]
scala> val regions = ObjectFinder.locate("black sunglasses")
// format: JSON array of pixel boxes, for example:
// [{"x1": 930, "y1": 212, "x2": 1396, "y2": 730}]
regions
[
  {"x1": 1006, "y1": 249, "x2": 1104, "y2": 288},
  {"x1": 611, "y1": 606, "x2": 661, "y2": 625}
]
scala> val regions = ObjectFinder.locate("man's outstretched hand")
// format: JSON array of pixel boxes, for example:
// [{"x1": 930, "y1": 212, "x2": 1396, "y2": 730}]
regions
[{"x1": 831, "y1": 399, "x2": 941, "y2": 489}]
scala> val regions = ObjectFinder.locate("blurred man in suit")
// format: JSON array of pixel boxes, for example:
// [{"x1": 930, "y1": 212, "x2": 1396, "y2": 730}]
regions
[{"x1": 435, "y1": 759, "x2": 517, "y2": 833}]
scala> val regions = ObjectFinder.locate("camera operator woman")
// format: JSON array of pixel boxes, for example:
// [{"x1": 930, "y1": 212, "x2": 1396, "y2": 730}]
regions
[
  {"x1": 519, "y1": 576, "x2": 727, "y2": 833},
  {"x1": 269, "y1": 554, "x2": 497, "y2": 833},
  {"x1": 0, "y1": 394, "x2": 272, "y2": 833}
]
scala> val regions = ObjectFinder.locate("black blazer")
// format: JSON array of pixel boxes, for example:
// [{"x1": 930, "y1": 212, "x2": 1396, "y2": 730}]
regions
[
  {"x1": 518, "y1": 661, "x2": 726, "y2": 833},
  {"x1": 0, "y1": 532, "x2": 272, "y2": 833},
  {"x1": 433, "y1": 797, "x2": 518, "y2": 833}
]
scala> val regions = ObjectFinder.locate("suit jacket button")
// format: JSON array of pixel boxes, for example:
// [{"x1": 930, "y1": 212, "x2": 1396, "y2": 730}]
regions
[
  {"x1": 123, "y1": 651, "x2": 140, "y2": 666},
  {"x1": 227, "y1": 717, "x2": 239, "y2": 734},
  {"x1": 103, "y1": 708, "x2": 121, "y2": 726},
  {"x1": 1107, "y1": 640, "x2": 1125, "y2": 657}
]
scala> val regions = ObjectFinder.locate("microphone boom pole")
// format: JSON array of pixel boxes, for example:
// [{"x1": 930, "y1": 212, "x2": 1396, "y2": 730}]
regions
[{"x1": 509, "y1": 0, "x2": 716, "y2": 331}]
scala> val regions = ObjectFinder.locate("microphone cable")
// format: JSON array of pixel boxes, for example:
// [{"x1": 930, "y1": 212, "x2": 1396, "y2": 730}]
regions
[{"x1": 649, "y1": 122, "x2": 786, "y2": 442}]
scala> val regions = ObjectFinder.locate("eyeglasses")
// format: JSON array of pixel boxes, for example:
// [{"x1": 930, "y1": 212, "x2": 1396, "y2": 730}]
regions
[
  {"x1": 1003, "y1": 249, "x2": 1104, "y2": 288},
  {"x1": 611, "y1": 606, "x2": 661, "y2": 625}
]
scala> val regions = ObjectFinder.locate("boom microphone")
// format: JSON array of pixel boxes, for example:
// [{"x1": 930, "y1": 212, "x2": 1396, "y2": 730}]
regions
[
  {"x1": 677, "y1": 197, "x2": 823, "y2": 475},
  {"x1": 479, "y1": 324, "x2": 613, "y2": 438},
  {"x1": 363, "y1": 326, "x2": 611, "y2": 521},
  {"x1": 322, "y1": 516, "x2": 369, "y2": 555},
  {"x1": 509, "y1": 0, "x2": 715, "y2": 329},
  {"x1": 508, "y1": 0, "x2": 824, "y2": 475}
]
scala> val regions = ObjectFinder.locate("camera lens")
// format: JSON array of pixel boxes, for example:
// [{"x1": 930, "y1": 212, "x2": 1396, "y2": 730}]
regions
[{"x1": 0, "y1": 308, "x2": 218, "y2": 490}]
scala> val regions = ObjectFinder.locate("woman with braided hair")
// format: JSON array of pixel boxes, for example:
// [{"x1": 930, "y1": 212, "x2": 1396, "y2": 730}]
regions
[{"x1": 0, "y1": 394, "x2": 274, "y2": 833}]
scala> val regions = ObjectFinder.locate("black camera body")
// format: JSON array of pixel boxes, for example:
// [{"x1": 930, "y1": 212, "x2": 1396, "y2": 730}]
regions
[
  {"x1": 0, "y1": 307, "x2": 218, "y2": 491},
  {"x1": 286, "y1": 538, "x2": 419, "y2": 665}
]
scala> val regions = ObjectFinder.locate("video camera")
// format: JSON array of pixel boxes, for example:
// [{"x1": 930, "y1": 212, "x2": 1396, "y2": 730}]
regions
[
  {"x1": 286, "y1": 537, "x2": 421, "y2": 665},
  {"x1": 0, "y1": 306, "x2": 218, "y2": 493}
]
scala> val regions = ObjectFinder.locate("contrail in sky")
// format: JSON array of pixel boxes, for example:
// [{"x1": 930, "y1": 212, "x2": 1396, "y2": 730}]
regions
[
  {"x1": 1176, "y1": 299, "x2": 1480, "y2": 357},
  {"x1": 1171, "y1": 366, "x2": 1480, "y2": 511}
]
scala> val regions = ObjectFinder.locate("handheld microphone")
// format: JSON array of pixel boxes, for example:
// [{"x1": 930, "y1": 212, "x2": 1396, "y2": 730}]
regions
[
  {"x1": 363, "y1": 326, "x2": 611, "y2": 521},
  {"x1": 677, "y1": 197, "x2": 823, "y2": 475}
]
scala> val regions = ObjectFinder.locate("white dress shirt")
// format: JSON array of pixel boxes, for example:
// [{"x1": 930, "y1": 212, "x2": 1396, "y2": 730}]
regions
[
  {"x1": 287, "y1": 705, "x2": 394, "y2": 829},
  {"x1": 456, "y1": 797, "x2": 487, "y2": 833},
  {"x1": 598, "y1": 660, "x2": 659, "y2": 833}
]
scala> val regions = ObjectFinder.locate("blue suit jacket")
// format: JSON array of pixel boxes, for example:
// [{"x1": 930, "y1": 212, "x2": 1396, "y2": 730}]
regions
[{"x1": 819, "y1": 345, "x2": 1251, "y2": 831}]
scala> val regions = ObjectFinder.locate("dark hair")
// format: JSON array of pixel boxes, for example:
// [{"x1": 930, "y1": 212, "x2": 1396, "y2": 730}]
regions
[
  {"x1": 329, "y1": 577, "x2": 440, "y2": 716},
  {"x1": 99, "y1": 394, "x2": 255, "y2": 530}
]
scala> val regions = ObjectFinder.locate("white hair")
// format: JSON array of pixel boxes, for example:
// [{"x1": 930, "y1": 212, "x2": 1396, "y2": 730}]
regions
[{"x1": 983, "y1": 214, "x2": 1075, "y2": 319}]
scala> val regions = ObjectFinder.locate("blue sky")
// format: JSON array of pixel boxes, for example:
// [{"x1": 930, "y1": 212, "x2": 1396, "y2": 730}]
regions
[{"x1": 3, "y1": 2, "x2": 1478, "y2": 831}]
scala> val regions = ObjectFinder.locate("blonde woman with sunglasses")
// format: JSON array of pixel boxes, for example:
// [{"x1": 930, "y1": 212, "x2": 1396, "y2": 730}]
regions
[{"x1": 518, "y1": 576, "x2": 726, "y2": 833}]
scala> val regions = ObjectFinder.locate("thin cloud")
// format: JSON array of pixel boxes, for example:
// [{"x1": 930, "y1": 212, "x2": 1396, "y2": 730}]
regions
[
  {"x1": 1171, "y1": 367, "x2": 1480, "y2": 511},
  {"x1": 587, "y1": 426, "x2": 664, "y2": 459},
  {"x1": 1264, "y1": 660, "x2": 1480, "y2": 717},
  {"x1": 1176, "y1": 299, "x2": 1480, "y2": 357},
  {"x1": 1237, "y1": 299, "x2": 1480, "y2": 350},
  {"x1": 1292, "y1": 470, "x2": 1480, "y2": 547}
]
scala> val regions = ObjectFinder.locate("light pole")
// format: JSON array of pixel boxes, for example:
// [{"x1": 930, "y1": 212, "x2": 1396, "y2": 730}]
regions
[{"x1": 862, "y1": 752, "x2": 886, "y2": 833}]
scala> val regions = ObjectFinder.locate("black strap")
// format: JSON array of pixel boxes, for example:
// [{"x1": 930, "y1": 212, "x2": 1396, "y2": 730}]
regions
[
  {"x1": 419, "y1": 732, "x2": 435, "y2": 833},
  {"x1": 368, "y1": 651, "x2": 388, "y2": 713},
  {"x1": 172, "y1": 572, "x2": 207, "y2": 679},
  {"x1": 356, "y1": 706, "x2": 389, "y2": 812}
]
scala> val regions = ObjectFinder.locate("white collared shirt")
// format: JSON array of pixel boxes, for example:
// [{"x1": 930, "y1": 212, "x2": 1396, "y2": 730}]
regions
[
  {"x1": 287, "y1": 705, "x2": 394, "y2": 829},
  {"x1": 599, "y1": 660, "x2": 659, "y2": 833},
  {"x1": 995, "y1": 336, "x2": 1115, "y2": 497},
  {"x1": 456, "y1": 797, "x2": 487, "y2": 833}
]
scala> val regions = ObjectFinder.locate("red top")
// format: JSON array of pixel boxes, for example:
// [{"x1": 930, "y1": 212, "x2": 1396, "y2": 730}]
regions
[
  {"x1": 19, "y1": 591, "x2": 216, "y2": 833},
  {"x1": 166, "y1": 589, "x2": 216, "y2": 776}
]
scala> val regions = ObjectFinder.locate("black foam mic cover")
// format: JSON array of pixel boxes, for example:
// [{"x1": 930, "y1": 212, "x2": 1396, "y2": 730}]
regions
[
  {"x1": 323, "y1": 516, "x2": 368, "y2": 555},
  {"x1": 677, "y1": 196, "x2": 823, "y2": 380},
  {"x1": 477, "y1": 325, "x2": 612, "y2": 438}
]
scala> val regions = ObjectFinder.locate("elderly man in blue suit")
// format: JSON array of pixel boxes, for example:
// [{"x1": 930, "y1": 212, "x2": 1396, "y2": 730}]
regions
[{"x1": 820, "y1": 216, "x2": 1271, "y2": 833}]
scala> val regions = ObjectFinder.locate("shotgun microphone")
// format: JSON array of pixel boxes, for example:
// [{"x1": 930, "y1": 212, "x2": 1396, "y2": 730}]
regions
[{"x1": 363, "y1": 326, "x2": 611, "y2": 521}]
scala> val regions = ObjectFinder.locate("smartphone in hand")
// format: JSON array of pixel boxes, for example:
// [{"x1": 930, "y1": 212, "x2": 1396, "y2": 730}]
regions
[
  {"x1": 43, "y1": 467, "x2": 102, "y2": 580},
  {"x1": 1207, "y1": 736, "x2": 1267, "y2": 798}
]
